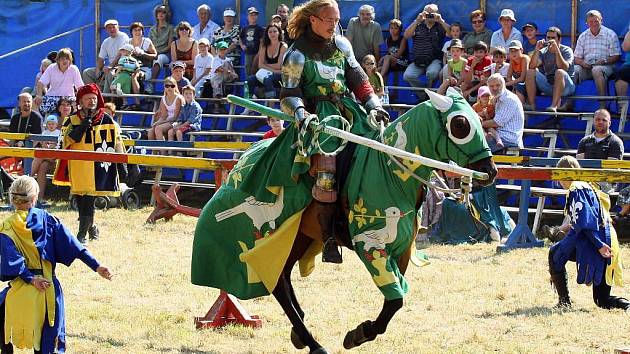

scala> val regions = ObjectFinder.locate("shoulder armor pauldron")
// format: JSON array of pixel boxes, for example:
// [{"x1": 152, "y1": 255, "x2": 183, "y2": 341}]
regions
[
  {"x1": 334, "y1": 35, "x2": 360, "y2": 69},
  {"x1": 282, "y1": 47, "x2": 305, "y2": 89}
]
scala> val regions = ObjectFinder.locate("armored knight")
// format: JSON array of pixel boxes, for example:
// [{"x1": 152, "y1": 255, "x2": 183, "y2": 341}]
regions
[{"x1": 279, "y1": 0, "x2": 389, "y2": 263}]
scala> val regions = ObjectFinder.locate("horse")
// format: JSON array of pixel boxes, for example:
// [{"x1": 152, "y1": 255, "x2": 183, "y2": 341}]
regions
[{"x1": 191, "y1": 88, "x2": 498, "y2": 353}]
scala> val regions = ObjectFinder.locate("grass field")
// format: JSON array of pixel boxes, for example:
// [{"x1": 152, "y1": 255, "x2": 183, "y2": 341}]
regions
[{"x1": 5, "y1": 205, "x2": 630, "y2": 354}]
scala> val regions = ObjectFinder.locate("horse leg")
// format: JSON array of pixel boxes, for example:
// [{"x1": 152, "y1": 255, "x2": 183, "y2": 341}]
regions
[
  {"x1": 343, "y1": 298, "x2": 403, "y2": 349},
  {"x1": 273, "y1": 273, "x2": 327, "y2": 354}
]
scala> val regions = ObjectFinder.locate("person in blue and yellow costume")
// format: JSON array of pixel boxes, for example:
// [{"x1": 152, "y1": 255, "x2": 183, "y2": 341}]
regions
[
  {"x1": 548, "y1": 155, "x2": 629, "y2": 310},
  {"x1": 0, "y1": 176, "x2": 112, "y2": 354},
  {"x1": 53, "y1": 83, "x2": 126, "y2": 243}
]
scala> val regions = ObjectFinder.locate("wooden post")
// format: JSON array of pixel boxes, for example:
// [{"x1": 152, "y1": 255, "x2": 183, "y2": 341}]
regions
[
  {"x1": 571, "y1": 0, "x2": 577, "y2": 47},
  {"x1": 95, "y1": 0, "x2": 100, "y2": 59}
]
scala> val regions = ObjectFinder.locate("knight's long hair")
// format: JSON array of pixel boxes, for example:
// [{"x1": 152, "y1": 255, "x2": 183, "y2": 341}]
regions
[{"x1": 287, "y1": 0, "x2": 338, "y2": 40}]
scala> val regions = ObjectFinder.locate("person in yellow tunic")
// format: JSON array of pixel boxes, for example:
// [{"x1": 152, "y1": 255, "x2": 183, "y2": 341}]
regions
[
  {"x1": 53, "y1": 83, "x2": 126, "y2": 243},
  {"x1": 0, "y1": 176, "x2": 112, "y2": 354}
]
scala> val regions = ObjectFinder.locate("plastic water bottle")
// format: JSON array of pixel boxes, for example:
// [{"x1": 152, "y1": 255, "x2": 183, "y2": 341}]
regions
[
  {"x1": 243, "y1": 83, "x2": 250, "y2": 99},
  {"x1": 382, "y1": 86, "x2": 390, "y2": 106}
]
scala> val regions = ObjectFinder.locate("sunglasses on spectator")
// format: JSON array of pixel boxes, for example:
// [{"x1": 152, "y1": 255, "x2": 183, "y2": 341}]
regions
[
  {"x1": 364, "y1": 62, "x2": 376, "y2": 65},
  {"x1": 178, "y1": 28, "x2": 190, "y2": 31},
  {"x1": 472, "y1": 20, "x2": 484, "y2": 24},
  {"x1": 165, "y1": 84, "x2": 176, "y2": 88}
]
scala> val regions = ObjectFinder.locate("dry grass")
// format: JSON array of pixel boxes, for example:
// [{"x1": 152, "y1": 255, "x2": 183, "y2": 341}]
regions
[{"x1": 5, "y1": 205, "x2": 630, "y2": 353}]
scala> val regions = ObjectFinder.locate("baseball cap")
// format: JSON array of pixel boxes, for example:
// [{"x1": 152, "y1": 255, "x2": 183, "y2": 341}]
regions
[
  {"x1": 172, "y1": 61, "x2": 187, "y2": 69},
  {"x1": 521, "y1": 22, "x2": 538, "y2": 31},
  {"x1": 214, "y1": 41, "x2": 229, "y2": 50},
  {"x1": 448, "y1": 39, "x2": 464, "y2": 50},
  {"x1": 508, "y1": 39, "x2": 523, "y2": 50},
  {"x1": 104, "y1": 19, "x2": 118, "y2": 27},
  {"x1": 477, "y1": 86, "x2": 491, "y2": 97},
  {"x1": 271, "y1": 14, "x2": 282, "y2": 21},
  {"x1": 45, "y1": 114, "x2": 59, "y2": 123},
  {"x1": 198, "y1": 38, "x2": 210, "y2": 46},
  {"x1": 499, "y1": 9, "x2": 516, "y2": 22},
  {"x1": 247, "y1": 7, "x2": 259, "y2": 14},
  {"x1": 119, "y1": 43, "x2": 134, "y2": 52},
  {"x1": 223, "y1": 8, "x2": 236, "y2": 17}
]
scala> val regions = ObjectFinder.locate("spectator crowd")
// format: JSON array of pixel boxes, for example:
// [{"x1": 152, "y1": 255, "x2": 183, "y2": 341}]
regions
[{"x1": 10, "y1": 4, "x2": 630, "y2": 158}]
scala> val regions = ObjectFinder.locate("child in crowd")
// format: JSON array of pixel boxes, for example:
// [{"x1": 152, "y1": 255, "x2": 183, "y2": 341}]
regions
[
  {"x1": 168, "y1": 85, "x2": 202, "y2": 142},
  {"x1": 110, "y1": 43, "x2": 142, "y2": 95},
  {"x1": 521, "y1": 22, "x2": 538, "y2": 56},
  {"x1": 171, "y1": 61, "x2": 192, "y2": 92},
  {"x1": 489, "y1": 47, "x2": 510, "y2": 79},
  {"x1": 208, "y1": 41, "x2": 238, "y2": 113},
  {"x1": 0, "y1": 176, "x2": 112, "y2": 354},
  {"x1": 442, "y1": 22, "x2": 463, "y2": 64},
  {"x1": 362, "y1": 54, "x2": 384, "y2": 98},
  {"x1": 239, "y1": 7, "x2": 264, "y2": 76},
  {"x1": 30, "y1": 114, "x2": 61, "y2": 204},
  {"x1": 505, "y1": 40, "x2": 530, "y2": 91},
  {"x1": 262, "y1": 117, "x2": 285, "y2": 139},
  {"x1": 462, "y1": 41, "x2": 492, "y2": 101},
  {"x1": 378, "y1": 19, "x2": 408, "y2": 78},
  {"x1": 191, "y1": 38, "x2": 213, "y2": 97},
  {"x1": 472, "y1": 86, "x2": 503, "y2": 149},
  {"x1": 148, "y1": 76, "x2": 184, "y2": 141},
  {"x1": 104, "y1": 102, "x2": 117, "y2": 118},
  {"x1": 438, "y1": 39, "x2": 465, "y2": 94}
]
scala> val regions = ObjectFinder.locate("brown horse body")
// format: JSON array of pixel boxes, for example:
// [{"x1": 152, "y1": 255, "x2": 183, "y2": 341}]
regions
[{"x1": 273, "y1": 155, "x2": 496, "y2": 354}]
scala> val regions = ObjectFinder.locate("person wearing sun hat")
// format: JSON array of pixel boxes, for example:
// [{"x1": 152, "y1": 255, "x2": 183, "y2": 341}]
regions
[
  {"x1": 211, "y1": 8, "x2": 241, "y2": 63},
  {"x1": 53, "y1": 83, "x2": 126, "y2": 243},
  {"x1": 490, "y1": 9, "x2": 523, "y2": 51},
  {"x1": 82, "y1": 18, "x2": 130, "y2": 93},
  {"x1": 208, "y1": 41, "x2": 238, "y2": 112}
]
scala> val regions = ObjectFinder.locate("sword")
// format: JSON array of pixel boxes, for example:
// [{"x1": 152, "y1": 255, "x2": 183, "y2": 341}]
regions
[{"x1": 226, "y1": 95, "x2": 489, "y2": 181}]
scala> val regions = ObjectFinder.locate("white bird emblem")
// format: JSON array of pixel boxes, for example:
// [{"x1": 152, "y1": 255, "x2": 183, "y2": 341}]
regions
[
  {"x1": 393, "y1": 122, "x2": 407, "y2": 150},
  {"x1": 215, "y1": 188, "x2": 285, "y2": 230},
  {"x1": 314, "y1": 60, "x2": 341, "y2": 81},
  {"x1": 352, "y1": 207, "x2": 403, "y2": 251}
]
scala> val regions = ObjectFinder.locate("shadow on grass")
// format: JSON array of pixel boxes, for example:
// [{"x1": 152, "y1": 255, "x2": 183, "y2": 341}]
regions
[
  {"x1": 150, "y1": 346, "x2": 221, "y2": 353},
  {"x1": 478, "y1": 305, "x2": 590, "y2": 318},
  {"x1": 66, "y1": 333, "x2": 126, "y2": 347}
]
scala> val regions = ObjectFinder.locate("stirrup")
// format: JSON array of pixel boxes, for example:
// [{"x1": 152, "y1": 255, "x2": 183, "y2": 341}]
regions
[{"x1": 322, "y1": 238, "x2": 342, "y2": 264}]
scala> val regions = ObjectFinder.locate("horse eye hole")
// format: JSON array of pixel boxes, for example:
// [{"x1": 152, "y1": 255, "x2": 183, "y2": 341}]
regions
[{"x1": 450, "y1": 116, "x2": 471, "y2": 139}]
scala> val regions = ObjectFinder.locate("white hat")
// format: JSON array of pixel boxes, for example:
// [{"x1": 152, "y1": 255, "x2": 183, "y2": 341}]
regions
[
  {"x1": 499, "y1": 9, "x2": 516, "y2": 22},
  {"x1": 198, "y1": 38, "x2": 210, "y2": 46},
  {"x1": 119, "y1": 43, "x2": 134, "y2": 52},
  {"x1": 223, "y1": 8, "x2": 236, "y2": 17},
  {"x1": 104, "y1": 19, "x2": 119, "y2": 27}
]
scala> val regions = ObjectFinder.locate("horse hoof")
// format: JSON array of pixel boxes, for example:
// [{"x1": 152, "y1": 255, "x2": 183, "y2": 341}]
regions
[
  {"x1": 290, "y1": 327, "x2": 306, "y2": 349},
  {"x1": 343, "y1": 320, "x2": 377, "y2": 349},
  {"x1": 310, "y1": 348, "x2": 328, "y2": 354}
]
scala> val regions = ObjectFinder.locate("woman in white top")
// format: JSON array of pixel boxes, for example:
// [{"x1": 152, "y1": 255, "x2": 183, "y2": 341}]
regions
[
  {"x1": 148, "y1": 76, "x2": 184, "y2": 141},
  {"x1": 129, "y1": 22, "x2": 158, "y2": 93},
  {"x1": 35, "y1": 48, "x2": 84, "y2": 116}
]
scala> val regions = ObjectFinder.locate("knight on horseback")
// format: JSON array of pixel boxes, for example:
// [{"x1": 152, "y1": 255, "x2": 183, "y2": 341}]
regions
[{"x1": 279, "y1": 0, "x2": 389, "y2": 263}]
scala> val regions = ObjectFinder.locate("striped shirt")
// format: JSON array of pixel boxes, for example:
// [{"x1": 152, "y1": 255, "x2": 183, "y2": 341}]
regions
[
  {"x1": 493, "y1": 88, "x2": 524, "y2": 148},
  {"x1": 574, "y1": 25, "x2": 620, "y2": 63},
  {"x1": 410, "y1": 22, "x2": 445, "y2": 66}
]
